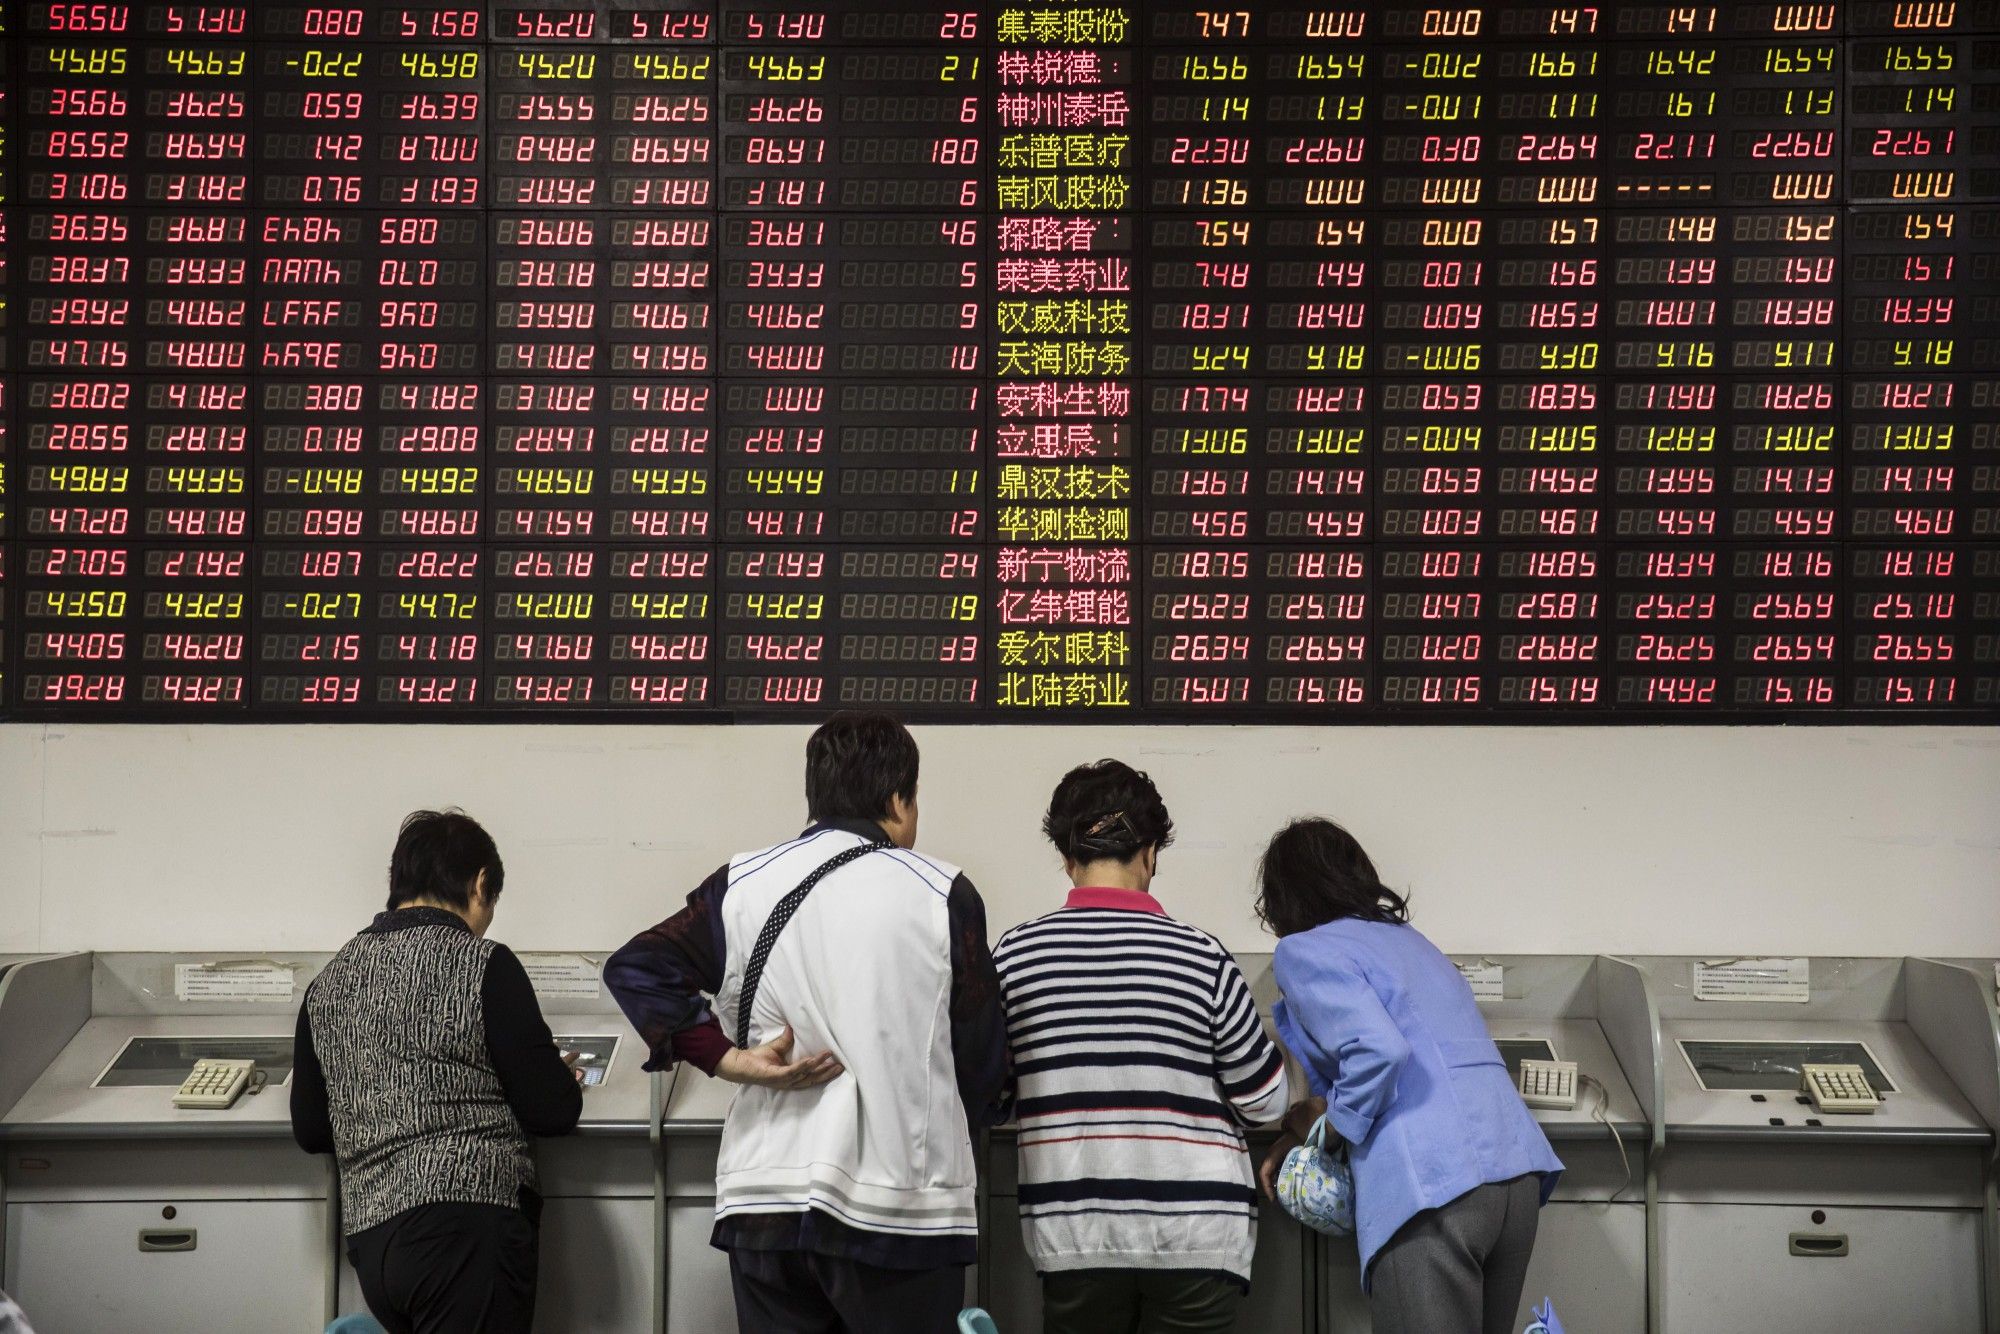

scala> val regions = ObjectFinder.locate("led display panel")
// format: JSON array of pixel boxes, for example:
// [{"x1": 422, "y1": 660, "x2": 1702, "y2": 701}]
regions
[{"x1": 1, "y1": 0, "x2": 1996, "y2": 718}]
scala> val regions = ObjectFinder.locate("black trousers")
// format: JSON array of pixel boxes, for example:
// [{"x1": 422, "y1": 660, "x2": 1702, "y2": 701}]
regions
[
  {"x1": 1042, "y1": 1270, "x2": 1244, "y2": 1334},
  {"x1": 347, "y1": 1201, "x2": 539, "y2": 1334},
  {"x1": 727, "y1": 1247, "x2": 966, "y2": 1334}
]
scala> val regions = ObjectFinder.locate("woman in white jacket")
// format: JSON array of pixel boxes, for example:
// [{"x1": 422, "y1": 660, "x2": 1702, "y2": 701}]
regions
[{"x1": 607, "y1": 712, "x2": 1010, "y2": 1334}]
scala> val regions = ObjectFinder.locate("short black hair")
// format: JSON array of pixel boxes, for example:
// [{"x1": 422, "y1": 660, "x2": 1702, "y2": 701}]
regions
[
  {"x1": 388, "y1": 809, "x2": 504, "y2": 912},
  {"x1": 1254, "y1": 818, "x2": 1409, "y2": 938},
  {"x1": 1043, "y1": 759, "x2": 1175, "y2": 864},
  {"x1": 804, "y1": 712, "x2": 920, "y2": 824}
]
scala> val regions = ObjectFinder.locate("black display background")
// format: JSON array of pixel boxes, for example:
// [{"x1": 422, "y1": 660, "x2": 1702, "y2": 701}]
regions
[{"x1": 0, "y1": 1, "x2": 1996, "y2": 720}]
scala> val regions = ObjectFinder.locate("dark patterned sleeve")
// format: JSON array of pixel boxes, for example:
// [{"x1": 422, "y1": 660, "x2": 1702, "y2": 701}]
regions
[
  {"x1": 947, "y1": 873, "x2": 1010, "y2": 1131},
  {"x1": 483, "y1": 944, "x2": 584, "y2": 1137},
  {"x1": 288, "y1": 989, "x2": 334, "y2": 1155},
  {"x1": 605, "y1": 864, "x2": 732, "y2": 1073}
]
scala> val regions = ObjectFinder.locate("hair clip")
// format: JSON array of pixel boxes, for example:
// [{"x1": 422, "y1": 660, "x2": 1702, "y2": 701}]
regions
[{"x1": 1082, "y1": 811, "x2": 1138, "y2": 843}]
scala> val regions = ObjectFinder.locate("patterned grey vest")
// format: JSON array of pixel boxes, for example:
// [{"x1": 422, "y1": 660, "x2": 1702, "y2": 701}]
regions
[{"x1": 307, "y1": 918, "x2": 535, "y2": 1234}]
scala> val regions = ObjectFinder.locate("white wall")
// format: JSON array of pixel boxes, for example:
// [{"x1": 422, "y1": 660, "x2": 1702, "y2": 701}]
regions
[{"x1": 1, "y1": 723, "x2": 1996, "y2": 958}]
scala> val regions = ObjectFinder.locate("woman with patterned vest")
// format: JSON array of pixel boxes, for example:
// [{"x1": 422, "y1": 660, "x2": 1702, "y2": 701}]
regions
[{"x1": 291, "y1": 809, "x2": 582, "y2": 1334}]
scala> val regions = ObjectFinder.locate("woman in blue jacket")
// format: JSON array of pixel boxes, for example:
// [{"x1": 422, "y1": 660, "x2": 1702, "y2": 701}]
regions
[{"x1": 1256, "y1": 818, "x2": 1562, "y2": 1334}]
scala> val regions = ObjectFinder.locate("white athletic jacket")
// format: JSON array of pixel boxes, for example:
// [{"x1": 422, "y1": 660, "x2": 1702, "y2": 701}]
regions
[{"x1": 608, "y1": 818, "x2": 1008, "y2": 1262}]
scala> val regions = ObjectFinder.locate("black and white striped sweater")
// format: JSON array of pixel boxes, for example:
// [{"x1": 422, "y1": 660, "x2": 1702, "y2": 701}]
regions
[
  {"x1": 993, "y1": 888, "x2": 1290, "y2": 1282},
  {"x1": 293, "y1": 908, "x2": 581, "y2": 1236}
]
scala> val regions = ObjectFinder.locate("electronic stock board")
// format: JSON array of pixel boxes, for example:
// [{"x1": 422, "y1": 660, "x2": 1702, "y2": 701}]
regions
[{"x1": 0, "y1": 0, "x2": 1996, "y2": 718}]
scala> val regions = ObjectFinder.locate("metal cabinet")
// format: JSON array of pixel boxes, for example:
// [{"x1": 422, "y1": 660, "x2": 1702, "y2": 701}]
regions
[
  {"x1": 6, "y1": 1197, "x2": 326, "y2": 1334},
  {"x1": 664, "y1": 1194, "x2": 736, "y2": 1333},
  {"x1": 1636, "y1": 956, "x2": 2000, "y2": 1334},
  {"x1": 3, "y1": 1139, "x2": 330, "y2": 1334},
  {"x1": 1660, "y1": 1201, "x2": 1981, "y2": 1331},
  {"x1": 536, "y1": 1136, "x2": 659, "y2": 1334},
  {"x1": 537, "y1": 1196, "x2": 657, "y2": 1332},
  {"x1": 1528, "y1": 1198, "x2": 1648, "y2": 1334}
]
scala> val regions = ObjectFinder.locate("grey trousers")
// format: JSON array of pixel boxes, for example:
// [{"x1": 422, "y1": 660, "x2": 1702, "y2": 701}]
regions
[{"x1": 1367, "y1": 1174, "x2": 1543, "y2": 1334}]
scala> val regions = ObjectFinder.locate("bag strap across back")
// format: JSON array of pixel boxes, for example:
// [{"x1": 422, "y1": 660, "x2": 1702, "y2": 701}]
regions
[{"x1": 734, "y1": 838, "x2": 890, "y2": 1048}]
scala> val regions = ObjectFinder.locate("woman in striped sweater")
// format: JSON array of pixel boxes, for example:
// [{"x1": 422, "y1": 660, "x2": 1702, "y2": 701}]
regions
[{"x1": 993, "y1": 760, "x2": 1291, "y2": 1334}]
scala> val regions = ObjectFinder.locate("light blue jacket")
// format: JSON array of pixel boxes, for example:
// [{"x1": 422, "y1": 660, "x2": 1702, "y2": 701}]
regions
[{"x1": 1272, "y1": 919, "x2": 1562, "y2": 1283}]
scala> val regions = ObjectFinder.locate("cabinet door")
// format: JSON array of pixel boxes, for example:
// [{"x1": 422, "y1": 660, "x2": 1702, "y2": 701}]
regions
[
  {"x1": 6, "y1": 1199, "x2": 327, "y2": 1334},
  {"x1": 1522, "y1": 1200, "x2": 1647, "y2": 1334},
  {"x1": 1662, "y1": 1202, "x2": 1981, "y2": 1333},
  {"x1": 665, "y1": 1200, "x2": 736, "y2": 1333},
  {"x1": 537, "y1": 1197, "x2": 657, "y2": 1334}
]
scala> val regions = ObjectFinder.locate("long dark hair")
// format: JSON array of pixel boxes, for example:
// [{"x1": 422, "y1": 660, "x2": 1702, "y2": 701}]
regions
[{"x1": 1254, "y1": 818, "x2": 1410, "y2": 938}]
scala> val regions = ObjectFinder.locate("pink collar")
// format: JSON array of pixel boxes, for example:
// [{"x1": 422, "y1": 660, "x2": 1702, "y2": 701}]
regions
[{"x1": 1065, "y1": 886, "x2": 1167, "y2": 915}]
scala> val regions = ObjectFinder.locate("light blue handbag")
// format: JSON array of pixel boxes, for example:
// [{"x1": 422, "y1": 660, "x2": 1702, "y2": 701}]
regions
[{"x1": 1274, "y1": 1115, "x2": 1356, "y2": 1236}]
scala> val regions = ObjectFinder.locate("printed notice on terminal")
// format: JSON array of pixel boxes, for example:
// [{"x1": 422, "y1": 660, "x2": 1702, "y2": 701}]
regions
[
  {"x1": 1456, "y1": 961, "x2": 1505, "y2": 1002},
  {"x1": 173, "y1": 962, "x2": 298, "y2": 1004},
  {"x1": 520, "y1": 954, "x2": 604, "y2": 1002},
  {"x1": 1691, "y1": 958, "x2": 1811, "y2": 1004}
]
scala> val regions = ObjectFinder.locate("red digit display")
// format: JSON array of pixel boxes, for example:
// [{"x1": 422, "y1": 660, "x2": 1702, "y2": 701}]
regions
[{"x1": 3, "y1": 0, "x2": 1998, "y2": 717}]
